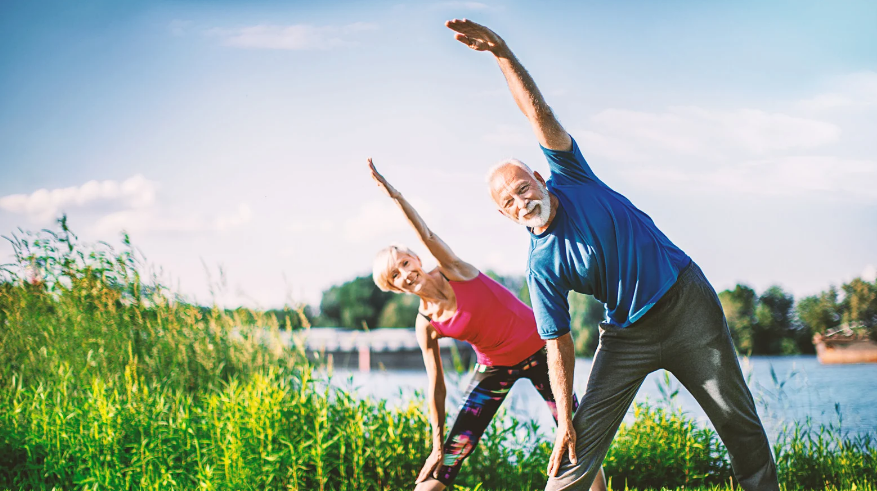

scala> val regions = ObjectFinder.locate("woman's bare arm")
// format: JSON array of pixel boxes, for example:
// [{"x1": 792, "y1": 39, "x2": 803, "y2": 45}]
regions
[
  {"x1": 415, "y1": 314, "x2": 447, "y2": 482},
  {"x1": 368, "y1": 158, "x2": 478, "y2": 281}
]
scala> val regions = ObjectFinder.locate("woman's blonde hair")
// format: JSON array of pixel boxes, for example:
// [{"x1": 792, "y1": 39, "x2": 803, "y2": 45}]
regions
[{"x1": 372, "y1": 244, "x2": 419, "y2": 293}]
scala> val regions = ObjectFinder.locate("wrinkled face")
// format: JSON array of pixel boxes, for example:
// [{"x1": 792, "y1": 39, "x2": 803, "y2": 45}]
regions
[
  {"x1": 489, "y1": 164, "x2": 551, "y2": 228},
  {"x1": 387, "y1": 250, "x2": 425, "y2": 294}
]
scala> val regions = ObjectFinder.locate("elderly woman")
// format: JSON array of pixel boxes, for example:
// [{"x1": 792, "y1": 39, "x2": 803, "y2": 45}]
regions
[{"x1": 368, "y1": 159, "x2": 607, "y2": 491}]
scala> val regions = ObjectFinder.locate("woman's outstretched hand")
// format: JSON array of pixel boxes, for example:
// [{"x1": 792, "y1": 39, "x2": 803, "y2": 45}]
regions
[
  {"x1": 368, "y1": 158, "x2": 401, "y2": 199},
  {"x1": 416, "y1": 448, "x2": 444, "y2": 483}
]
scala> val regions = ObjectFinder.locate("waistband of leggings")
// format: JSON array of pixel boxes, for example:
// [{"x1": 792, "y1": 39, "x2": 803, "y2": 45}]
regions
[{"x1": 474, "y1": 345, "x2": 547, "y2": 372}]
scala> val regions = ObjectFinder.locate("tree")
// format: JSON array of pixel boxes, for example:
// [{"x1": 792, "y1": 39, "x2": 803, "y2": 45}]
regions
[
  {"x1": 485, "y1": 270, "x2": 531, "y2": 306},
  {"x1": 569, "y1": 292, "x2": 604, "y2": 357},
  {"x1": 377, "y1": 294, "x2": 420, "y2": 328},
  {"x1": 754, "y1": 286, "x2": 797, "y2": 355},
  {"x1": 718, "y1": 285, "x2": 757, "y2": 355},
  {"x1": 841, "y1": 278, "x2": 877, "y2": 339},
  {"x1": 317, "y1": 275, "x2": 392, "y2": 329},
  {"x1": 796, "y1": 287, "x2": 841, "y2": 352}
]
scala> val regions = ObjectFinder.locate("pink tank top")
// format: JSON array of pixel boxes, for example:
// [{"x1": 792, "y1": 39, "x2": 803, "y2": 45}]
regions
[{"x1": 427, "y1": 272, "x2": 545, "y2": 366}]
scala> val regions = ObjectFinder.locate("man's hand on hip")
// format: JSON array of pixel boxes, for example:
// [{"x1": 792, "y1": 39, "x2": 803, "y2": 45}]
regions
[{"x1": 549, "y1": 419, "x2": 577, "y2": 477}]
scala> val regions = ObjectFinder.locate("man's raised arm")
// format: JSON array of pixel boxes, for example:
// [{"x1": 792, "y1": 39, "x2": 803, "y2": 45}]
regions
[{"x1": 446, "y1": 18, "x2": 572, "y2": 152}]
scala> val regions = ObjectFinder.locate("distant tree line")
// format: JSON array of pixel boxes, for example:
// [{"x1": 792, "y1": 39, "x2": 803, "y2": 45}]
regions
[{"x1": 301, "y1": 271, "x2": 877, "y2": 357}]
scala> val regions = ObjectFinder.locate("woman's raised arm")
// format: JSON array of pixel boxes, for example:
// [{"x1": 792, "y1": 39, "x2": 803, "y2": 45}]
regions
[{"x1": 368, "y1": 158, "x2": 477, "y2": 281}]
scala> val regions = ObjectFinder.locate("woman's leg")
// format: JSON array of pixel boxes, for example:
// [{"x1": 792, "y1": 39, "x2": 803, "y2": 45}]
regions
[
  {"x1": 523, "y1": 347, "x2": 609, "y2": 491},
  {"x1": 430, "y1": 362, "x2": 519, "y2": 487}
]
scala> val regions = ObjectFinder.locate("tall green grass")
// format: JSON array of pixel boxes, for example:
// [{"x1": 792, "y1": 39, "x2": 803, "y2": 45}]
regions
[{"x1": 1, "y1": 220, "x2": 875, "y2": 490}]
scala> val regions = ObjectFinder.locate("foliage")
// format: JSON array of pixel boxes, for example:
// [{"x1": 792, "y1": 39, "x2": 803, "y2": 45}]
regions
[
  {"x1": 774, "y1": 414, "x2": 877, "y2": 489},
  {"x1": 212, "y1": 306, "x2": 313, "y2": 330},
  {"x1": 841, "y1": 278, "x2": 877, "y2": 340},
  {"x1": 718, "y1": 285, "x2": 758, "y2": 354},
  {"x1": 796, "y1": 287, "x2": 842, "y2": 337},
  {"x1": 605, "y1": 403, "x2": 733, "y2": 488},
  {"x1": 0, "y1": 218, "x2": 301, "y2": 392},
  {"x1": 569, "y1": 292, "x2": 603, "y2": 357},
  {"x1": 796, "y1": 277, "x2": 877, "y2": 342},
  {"x1": 3, "y1": 221, "x2": 875, "y2": 490},
  {"x1": 754, "y1": 286, "x2": 799, "y2": 355},
  {"x1": 376, "y1": 293, "x2": 421, "y2": 328},
  {"x1": 317, "y1": 275, "x2": 392, "y2": 329},
  {"x1": 719, "y1": 284, "x2": 807, "y2": 355},
  {"x1": 485, "y1": 270, "x2": 530, "y2": 306}
]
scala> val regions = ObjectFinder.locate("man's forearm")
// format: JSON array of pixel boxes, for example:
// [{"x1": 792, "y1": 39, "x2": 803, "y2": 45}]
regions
[
  {"x1": 492, "y1": 47, "x2": 551, "y2": 124},
  {"x1": 546, "y1": 332, "x2": 577, "y2": 424},
  {"x1": 491, "y1": 47, "x2": 570, "y2": 150}
]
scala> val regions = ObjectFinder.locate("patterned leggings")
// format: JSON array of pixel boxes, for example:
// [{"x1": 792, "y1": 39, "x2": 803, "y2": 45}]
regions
[{"x1": 435, "y1": 347, "x2": 579, "y2": 485}]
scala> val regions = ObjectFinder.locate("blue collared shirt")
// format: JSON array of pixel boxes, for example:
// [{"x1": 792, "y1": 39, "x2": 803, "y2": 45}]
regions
[{"x1": 527, "y1": 137, "x2": 691, "y2": 339}]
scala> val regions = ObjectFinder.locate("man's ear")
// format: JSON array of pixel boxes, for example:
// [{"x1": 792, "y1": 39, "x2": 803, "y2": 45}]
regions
[{"x1": 533, "y1": 170, "x2": 547, "y2": 186}]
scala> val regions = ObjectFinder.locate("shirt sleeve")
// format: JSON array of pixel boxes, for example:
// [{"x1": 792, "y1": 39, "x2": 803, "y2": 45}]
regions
[
  {"x1": 540, "y1": 136, "x2": 600, "y2": 185},
  {"x1": 527, "y1": 271, "x2": 572, "y2": 340}
]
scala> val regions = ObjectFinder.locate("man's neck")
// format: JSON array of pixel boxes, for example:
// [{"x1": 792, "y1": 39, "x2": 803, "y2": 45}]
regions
[{"x1": 532, "y1": 192, "x2": 559, "y2": 235}]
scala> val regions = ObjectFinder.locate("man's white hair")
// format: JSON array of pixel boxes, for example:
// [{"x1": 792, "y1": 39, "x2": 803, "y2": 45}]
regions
[{"x1": 485, "y1": 158, "x2": 535, "y2": 183}]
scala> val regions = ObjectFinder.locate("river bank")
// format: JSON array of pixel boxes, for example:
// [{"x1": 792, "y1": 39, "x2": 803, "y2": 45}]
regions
[{"x1": 329, "y1": 355, "x2": 877, "y2": 440}]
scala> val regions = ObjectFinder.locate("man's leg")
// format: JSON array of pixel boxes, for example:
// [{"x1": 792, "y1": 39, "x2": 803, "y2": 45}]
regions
[
  {"x1": 545, "y1": 325, "x2": 660, "y2": 491},
  {"x1": 522, "y1": 348, "x2": 608, "y2": 491},
  {"x1": 662, "y1": 264, "x2": 779, "y2": 491}
]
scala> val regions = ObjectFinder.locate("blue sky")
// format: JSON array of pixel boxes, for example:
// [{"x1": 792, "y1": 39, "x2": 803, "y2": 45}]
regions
[{"x1": 1, "y1": 0, "x2": 875, "y2": 309}]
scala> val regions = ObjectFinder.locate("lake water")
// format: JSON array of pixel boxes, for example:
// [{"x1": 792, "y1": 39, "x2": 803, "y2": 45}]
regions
[{"x1": 328, "y1": 355, "x2": 877, "y2": 441}]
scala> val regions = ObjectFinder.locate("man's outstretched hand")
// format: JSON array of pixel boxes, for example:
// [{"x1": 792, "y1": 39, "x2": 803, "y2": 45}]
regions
[{"x1": 445, "y1": 18, "x2": 506, "y2": 54}]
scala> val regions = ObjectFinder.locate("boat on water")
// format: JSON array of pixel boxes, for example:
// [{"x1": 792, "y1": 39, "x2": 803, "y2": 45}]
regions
[{"x1": 813, "y1": 324, "x2": 877, "y2": 364}]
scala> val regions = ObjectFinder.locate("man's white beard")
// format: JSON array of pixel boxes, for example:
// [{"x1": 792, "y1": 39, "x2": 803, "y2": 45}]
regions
[{"x1": 515, "y1": 192, "x2": 551, "y2": 228}]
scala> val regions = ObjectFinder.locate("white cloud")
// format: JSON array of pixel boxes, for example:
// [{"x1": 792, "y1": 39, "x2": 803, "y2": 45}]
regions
[
  {"x1": 0, "y1": 175, "x2": 251, "y2": 235},
  {"x1": 431, "y1": 1, "x2": 492, "y2": 10},
  {"x1": 576, "y1": 130, "x2": 649, "y2": 163},
  {"x1": 621, "y1": 156, "x2": 877, "y2": 201},
  {"x1": 214, "y1": 203, "x2": 252, "y2": 232},
  {"x1": 0, "y1": 175, "x2": 157, "y2": 221},
  {"x1": 797, "y1": 71, "x2": 877, "y2": 112},
  {"x1": 207, "y1": 22, "x2": 378, "y2": 51},
  {"x1": 92, "y1": 203, "x2": 252, "y2": 235},
  {"x1": 168, "y1": 19, "x2": 193, "y2": 36},
  {"x1": 589, "y1": 106, "x2": 840, "y2": 158},
  {"x1": 567, "y1": 73, "x2": 877, "y2": 204},
  {"x1": 863, "y1": 265, "x2": 877, "y2": 283},
  {"x1": 482, "y1": 123, "x2": 532, "y2": 147},
  {"x1": 343, "y1": 200, "x2": 407, "y2": 243},
  {"x1": 342, "y1": 198, "x2": 434, "y2": 243}
]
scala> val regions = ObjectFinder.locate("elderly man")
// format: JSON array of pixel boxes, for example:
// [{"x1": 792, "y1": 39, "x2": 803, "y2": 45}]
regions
[{"x1": 446, "y1": 19, "x2": 779, "y2": 491}]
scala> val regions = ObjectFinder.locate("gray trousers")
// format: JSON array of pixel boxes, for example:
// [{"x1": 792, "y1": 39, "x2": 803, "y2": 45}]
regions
[{"x1": 545, "y1": 262, "x2": 779, "y2": 491}]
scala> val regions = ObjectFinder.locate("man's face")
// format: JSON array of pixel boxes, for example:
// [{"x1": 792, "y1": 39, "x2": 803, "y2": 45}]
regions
[{"x1": 489, "y1": 164, "x2": 551, "y2": 228}]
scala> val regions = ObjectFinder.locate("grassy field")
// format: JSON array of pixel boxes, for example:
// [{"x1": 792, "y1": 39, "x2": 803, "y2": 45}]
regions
[{"x1": 1, "y1": 222, "x2": 875, "y2": 490}]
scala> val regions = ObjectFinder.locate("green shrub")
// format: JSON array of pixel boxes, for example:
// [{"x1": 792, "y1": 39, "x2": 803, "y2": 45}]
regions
[{"x1": 1, "y1": 220, "x2": 875, "y2": 490}]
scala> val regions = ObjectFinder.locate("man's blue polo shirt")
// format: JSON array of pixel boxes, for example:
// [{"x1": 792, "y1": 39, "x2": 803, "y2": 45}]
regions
[{"x1": 527, "y1": 136, "x2": 691, "y2": 340}]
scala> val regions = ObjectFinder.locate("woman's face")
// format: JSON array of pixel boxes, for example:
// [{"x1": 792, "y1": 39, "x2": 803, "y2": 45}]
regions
[{"x1": 388, "y1": 251, "x2": 425, "y2": 294}]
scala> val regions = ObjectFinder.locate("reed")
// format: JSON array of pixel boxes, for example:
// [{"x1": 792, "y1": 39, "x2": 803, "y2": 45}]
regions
[{"x1": 1, "y1": 221, "x2": 874, "y2": 490}]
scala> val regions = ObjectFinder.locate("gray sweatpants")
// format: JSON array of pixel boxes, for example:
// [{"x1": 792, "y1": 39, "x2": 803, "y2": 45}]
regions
[{"x1": 545, "y1": 262, "x2": 779, "y2": 491}]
